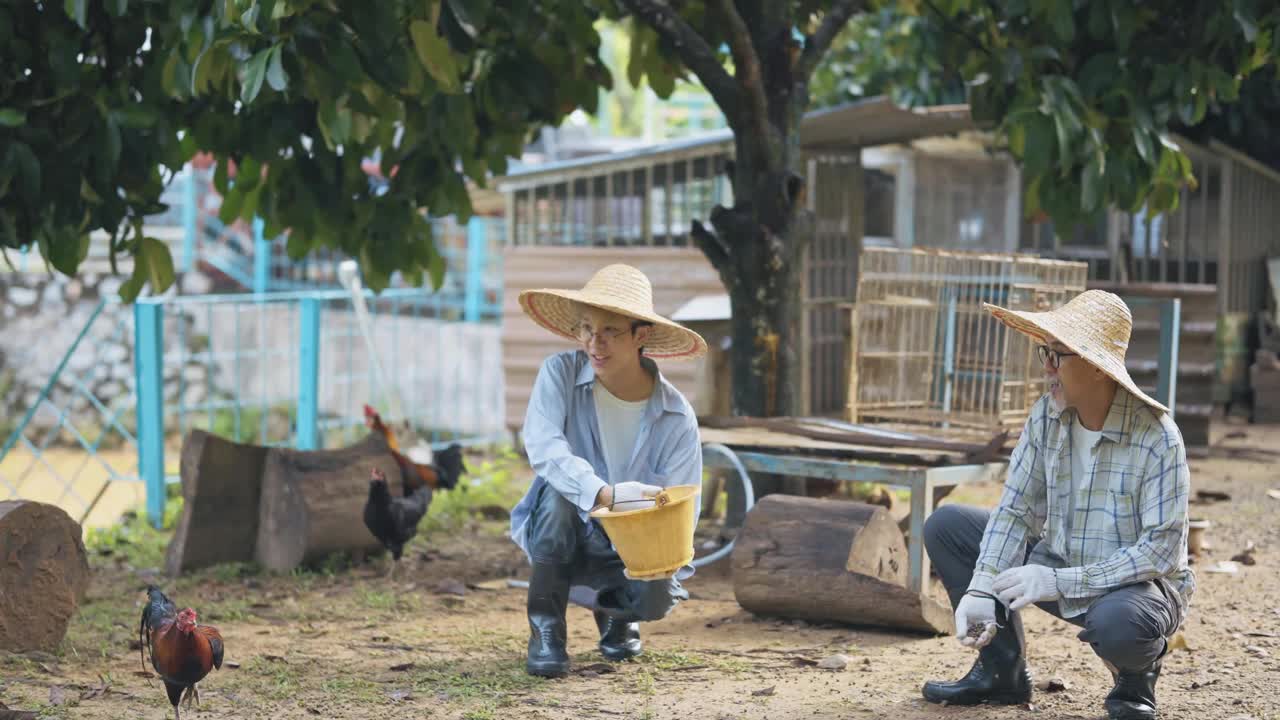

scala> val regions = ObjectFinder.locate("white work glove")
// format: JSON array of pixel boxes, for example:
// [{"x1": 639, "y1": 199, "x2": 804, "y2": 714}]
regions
[
  {"x1": 992, "y1": 565, "x2": 1062, "y2": 611},
  {"x1": 954, "y1": 593, "x2": 999, "y2": 649},
  {"x1": 610, "y1": 481, "x2": 662, "y2": 510}
]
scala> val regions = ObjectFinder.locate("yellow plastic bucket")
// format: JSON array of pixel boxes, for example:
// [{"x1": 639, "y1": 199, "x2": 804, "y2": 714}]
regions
[{"x1": 589, "y1": 485, "x2": 700, "y2": 580}]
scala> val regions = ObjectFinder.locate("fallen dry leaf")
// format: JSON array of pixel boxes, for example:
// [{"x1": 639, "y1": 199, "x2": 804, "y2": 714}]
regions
[
  {"x1": 389, "y1": 662, "x2": 416, "y2": 672},
  {"x1": 225, "y1": 661, "x2": 241, "y2": 669},
  {"x1": 576, "y1": 663, "x2": 616, "y2": 675},
  {"x1": 386, "y1": 690, "x2": 412, "y2": 702},
  {"x1": 816, "y1": 654, "x2": 850, "y2": 670},
  {"x1": 48, "y1": 686, "x2": 66, "y2": 706},
  {"x1": 433, "y1": 578, "x2": 468, "y2": 596},
  {"x1": 1190, "y1": 678, "x2": 1219, "y2": 690},
  {"x1": 1195, "y1": 489, "x2": 1232, "y2": 503},
  {"x1": 79, "y1": 677, "x2": 110, "y2": 701},
  {"x1": 1266, "y1": 489, "x2": 1280, "y2": 501},
  {"x1": 263, "y1": 655, "x2": 288, "y2": 663},
  {"x1": 470, "y1": 579, "x2": 511, "y2": 591},
  {"x1": 1204, "y1": 561, "x2": 1240, "y2": 574},
  {"x1": 1245, "y1": 645, "x2": 1270, "y2": 658},
  {"x1": 1035, "y1": 677, "x2": 1070, "y2": 692},
  {"x1": 752, "y1": 686, "x2": 776, "y2": 697}
]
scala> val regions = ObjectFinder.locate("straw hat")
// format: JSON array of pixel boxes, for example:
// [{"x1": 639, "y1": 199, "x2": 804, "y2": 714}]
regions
[
  {"x1": 519, "y1": 264, "x2": 708, "y2": 360},
  {"x1": 983, "y1": 289, "x2": 1168, "y2": 414}
]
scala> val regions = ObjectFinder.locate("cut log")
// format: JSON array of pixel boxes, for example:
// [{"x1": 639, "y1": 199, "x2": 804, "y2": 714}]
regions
[
  {"x1": 0, "y1": 501, "x2": 91, "y2": 652},
  {"x1": 254, "y1": 433, "x2": 404, "y2": 572},
  {"x1": 166, "y1": 430, "x2": 270, "y2": 575},
  {"x1": 732, "y1": 495, "x2": 952, "y2": 635}
]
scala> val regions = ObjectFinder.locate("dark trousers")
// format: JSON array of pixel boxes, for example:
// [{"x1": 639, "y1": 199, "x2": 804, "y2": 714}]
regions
[
  {"x1": 925, "y1": 504, "x2": 1181, "y2": 671},
  {"x1": 526, "y1": 483, "x2": 688, "y2": 622}
]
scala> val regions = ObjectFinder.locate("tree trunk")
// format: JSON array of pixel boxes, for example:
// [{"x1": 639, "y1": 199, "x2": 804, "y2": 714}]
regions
[
  {"x1": 732, "y1": 495, "x2": 952, "y2": 634},
  {"x1": 166, "y1": 429, "x2": 270, "y2": 576},
  {"x1": 254, "y1": 433, "x2": 405, "y2": 572},
  {"x1": 0, "y1": 501, "x2": 91, "y2": 652}
]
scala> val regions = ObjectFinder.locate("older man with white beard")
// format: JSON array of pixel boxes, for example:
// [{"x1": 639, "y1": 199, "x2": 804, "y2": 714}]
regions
[{"x1": 920, "y1": 290, "x2": 1195, "y2": 720}]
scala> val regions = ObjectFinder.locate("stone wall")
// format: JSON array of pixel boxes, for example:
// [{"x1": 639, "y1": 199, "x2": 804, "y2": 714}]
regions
[
  {"x1": 0, "y1": 272, "x2": 216, "y2": 445},
  {"x1": 1, "y1": 272, "x2": 504, "y2": 447}
]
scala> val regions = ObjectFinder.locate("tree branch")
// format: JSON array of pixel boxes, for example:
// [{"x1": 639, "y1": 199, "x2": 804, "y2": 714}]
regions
[
  {"x1": 618, "y1": 0, "x2": 741, "y2": 119},
  {"x1": 715, "y1": 0, "x2": 771, "y2": 142},
  {"x1": 797, "y1": 0, "x2": 864, "y2": 80}
]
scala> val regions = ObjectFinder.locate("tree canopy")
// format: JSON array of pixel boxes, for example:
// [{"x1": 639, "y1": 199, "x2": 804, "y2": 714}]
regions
[
  {"x1": 0, "y1": 0, "x2": 606, "y2": 298},
  {"x1": 816, "y1": 0, "x2": 1280, "y2": 230}
]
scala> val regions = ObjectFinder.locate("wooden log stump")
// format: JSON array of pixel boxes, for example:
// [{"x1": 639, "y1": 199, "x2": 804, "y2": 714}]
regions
[
  {"x1": 166, "y1": 430, "x2": 270, "y2": 576},
  {"x1": 0, "y1": 501, "x2": 91, "y2": 652},
  {"x1": 254, "y1": 433, "x2": 404, "y2": 572},
  {"x1": 732, "y1": 494, "x2": 952, "y2": 635}
]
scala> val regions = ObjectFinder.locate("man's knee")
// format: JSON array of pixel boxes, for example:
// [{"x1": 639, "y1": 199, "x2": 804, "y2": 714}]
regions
[
  {"x1": 924, "y1": 504, "x2": 970, "y2": 557},
  {"x1": 528, "y1": 488, "x2": 582, "y2": 563},
  {"x1": 628, "y1": 580, "x2": 686, "y2": 622},
  {"x1": 1081, "y1": 592, "x2": 1167, "y2": 670}
]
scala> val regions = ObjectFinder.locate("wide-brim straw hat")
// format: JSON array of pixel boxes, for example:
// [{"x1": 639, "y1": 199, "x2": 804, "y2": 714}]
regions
[
  {"x1": 519, "y1": 264, "x2": 708, "y2": 360},
  {"x1": 983, "y1": 289, "x2": 1168, "y2": 414}
]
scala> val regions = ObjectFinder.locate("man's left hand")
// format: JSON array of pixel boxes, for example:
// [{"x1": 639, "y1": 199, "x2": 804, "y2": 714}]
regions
[{"x1": 992, "y1": 565, "x2": 1062, "y2": 611}]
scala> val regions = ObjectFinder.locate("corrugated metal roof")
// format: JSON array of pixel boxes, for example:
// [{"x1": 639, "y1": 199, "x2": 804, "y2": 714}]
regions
[{"x1": 498, "y1": 96, "x2": 975, "y2": 187}]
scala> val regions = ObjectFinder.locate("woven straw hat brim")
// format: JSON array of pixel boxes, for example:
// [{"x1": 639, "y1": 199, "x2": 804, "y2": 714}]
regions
[
  {"x1": 983, "y1": 296, "x2": 1169, "y2": 415},
  {"x1": 519, "y1": 288, "x2": 707, "y2": 360}
]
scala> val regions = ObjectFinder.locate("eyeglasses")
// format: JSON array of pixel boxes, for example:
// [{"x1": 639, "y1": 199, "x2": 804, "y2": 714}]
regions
[
  {"x1": 576, "y1": 324, "x2": 631, "y2": 344},
  {"x1": 1037, "y1": 345, "x2": 1078, "y2": 369}
]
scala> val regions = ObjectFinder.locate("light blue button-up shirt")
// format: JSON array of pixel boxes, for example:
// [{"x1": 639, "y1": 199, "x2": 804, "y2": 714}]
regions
[{"x1": 509, "y1": 350, "x2": 703, "y2": 565}]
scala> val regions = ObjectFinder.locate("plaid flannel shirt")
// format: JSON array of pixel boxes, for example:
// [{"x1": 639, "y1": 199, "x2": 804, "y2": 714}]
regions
[{"x1": 968, "y1": 388, "x2": 1196, "y2": 619}]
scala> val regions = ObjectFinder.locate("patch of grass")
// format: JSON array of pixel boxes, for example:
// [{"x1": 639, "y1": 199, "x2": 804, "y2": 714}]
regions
[
  {"x1": 224, "y1": 656, "x2": 307, "y2": 701},
  {"x1": 320, "y1": 675, "x2": 385, "y2": 704},
  {"x1": 422, "y1": 447, "x2": 528, "y2": 534},
  {"x1": 83, "y1": 485, "x2": 181, "y2": 569},
  {"x1": 410, "y1": 657, "x2": 545, "y2": 702}
]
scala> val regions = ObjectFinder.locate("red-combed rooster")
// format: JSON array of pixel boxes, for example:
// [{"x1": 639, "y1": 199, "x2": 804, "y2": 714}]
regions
[
  {"x1": 363, "y1": 404, "x2": 466, "y2": 492},
  {"x1": 139, "y1": 586, "x2": 224, "y2": 720}
]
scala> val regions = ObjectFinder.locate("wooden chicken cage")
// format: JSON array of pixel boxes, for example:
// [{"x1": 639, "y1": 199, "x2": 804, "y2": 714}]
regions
[{"x1": 847, "y1": 247, "x2": 1088, "y2": 432}]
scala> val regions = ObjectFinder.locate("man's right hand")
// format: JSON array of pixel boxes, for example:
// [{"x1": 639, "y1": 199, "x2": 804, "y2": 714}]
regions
[
  {"x1": 954, "y1": 593, "x2": 998, "y2": 649},
  {"x1": 607, "y1": 481, "x2": 662, "y2": 510}
]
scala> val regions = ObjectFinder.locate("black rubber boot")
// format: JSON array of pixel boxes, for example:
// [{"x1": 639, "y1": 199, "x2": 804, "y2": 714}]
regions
[
  {"x1": 525, "y1": 562, "x2": 571, "y2": 677},
  {"x1": 595, "y1": 611, "x2": 642, "y2": 661},
  {"x1": 922, "y1": 603, "x2": 1032, "y2": 706},
  {"x1": 1105, "y1": 659, "x2": 1161, "y2": 719}
]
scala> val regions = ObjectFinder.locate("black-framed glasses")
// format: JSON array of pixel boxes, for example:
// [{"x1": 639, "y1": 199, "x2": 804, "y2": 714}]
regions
[{"x1": 1037, "y1": 345, "x2": 1077, "y2": 369}]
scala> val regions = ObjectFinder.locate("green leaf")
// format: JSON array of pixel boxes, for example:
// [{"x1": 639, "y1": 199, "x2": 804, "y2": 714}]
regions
[
  {"x1": 9, "y1": 142, "x2": 40, "y2": 202},
  {"x1": 1049, "y1": 1, "x2": 1074, "y2": 42},
  {"x1": 63, "y1": 0, "x2": 87, "y2": 29},
  {"x1": 1023, "y1": 114, "x2": 1053, "y2": 176},
  {"x1": 1234, "y1": 1, "x2": 1259, "y2": 42},
  {"x1": 241, "y1": 48, "x2": 271, "y2": 105},
  {"x1": 240, "y1": 3, "x2": 259, "y2": 32},
  {"x1": 266, "y1": 45, "x2": 289, "y2": 92},
  {"x1": 410, "y1": 20, "x2": 462, "y2": 94},
  {"x1": 214, "y1": 156, "x2": 229, "y2": 194},
  {"x1": 446, "y1": 0, "x2": 486, "y2": 38},
  {"x1": 1081, "y1": 153, "x2": 1104, "y2": 212},
  {"x1": 1133, "y1": 125, "x2": 1155, "y2": 165},
  {"x1": 139, "y1": 237, "x2": 176, "y2": 292},
  {"x1": 236, "y1": 155, "x2": 261, "y2": 192},
  {"x1": 0, "y1": 108, "x2": 26, "y2": 127},
  {"x1": 80, "y1": 177, "x2": 103, "y2": 203},
  {"x1": 48, "y1": 230, "x2": 91, "y2": 276},
  {"x1": 219, "y1": 186, "x2": 244, "y2": 224},
  {"x1": 108, "y1": 0, "x2": 128, "y2": 17}
]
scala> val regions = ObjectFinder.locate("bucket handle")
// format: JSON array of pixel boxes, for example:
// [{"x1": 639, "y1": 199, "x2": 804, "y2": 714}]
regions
[{"x1": 591, "y1": 491, "x2": 671, "y2": 513}]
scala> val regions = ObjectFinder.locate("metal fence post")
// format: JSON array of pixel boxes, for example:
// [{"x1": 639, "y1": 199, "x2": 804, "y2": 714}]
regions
[
  {"x1": 134, "y1": 302, "x2": 167, "y2": 528},
  {"x1": 182, "y1": 166, "x2": 198, "y2": 273},
  {"x1": 1157, "y1": 298, "x2": 1181, "y2": 417},
  {"x1": 297, "y1": 297, "x2": 322, "y2": 450},
  {"x1": 253, "y1": 217, "x2": 270, "y2": 294},
  {"x1": 464, "y1": 217, "x2": 487, "y2": 322}
]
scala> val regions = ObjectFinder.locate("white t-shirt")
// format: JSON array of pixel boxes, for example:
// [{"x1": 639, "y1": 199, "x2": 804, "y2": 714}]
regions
[
  {"x1": 1067, "y1": 416, "x2": 1103, "y2": 534},
  {"x1": 593, "y1": 382, "x2": 647, "y2": 485}
]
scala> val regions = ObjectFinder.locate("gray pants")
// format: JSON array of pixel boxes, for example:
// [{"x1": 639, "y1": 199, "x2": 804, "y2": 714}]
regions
[
  {"x1": 525, "y1": 483, "x2": 688, "y2": 622},
  {"x1": 925, "y1": 504, "x2": 1181, "y2": 671}
]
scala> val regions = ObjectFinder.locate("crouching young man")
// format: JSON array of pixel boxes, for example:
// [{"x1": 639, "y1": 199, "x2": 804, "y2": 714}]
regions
[
  {"x1": 922, "y1": 290, "x2": 1195, "y2": 720},
  {"x1": 509, "y1": 264, "x2": 707, "y2": 677}
]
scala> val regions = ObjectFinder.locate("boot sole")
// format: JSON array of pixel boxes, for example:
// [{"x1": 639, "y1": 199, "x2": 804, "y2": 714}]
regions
[
  {"x1": 922, "y1": 688, "x2": 1031, "y2": 706},
  {"x1": 600, "y1": 645, "x2": 642, "y2": 662},
  {"x1": 526, "y1": 661, "x2": 570, "y2": 678}
]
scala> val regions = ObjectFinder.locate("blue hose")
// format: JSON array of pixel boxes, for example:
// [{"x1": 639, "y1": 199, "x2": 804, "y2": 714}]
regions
[{"x1": 691, "y1": 443, "x2": 756, "y2": 569}]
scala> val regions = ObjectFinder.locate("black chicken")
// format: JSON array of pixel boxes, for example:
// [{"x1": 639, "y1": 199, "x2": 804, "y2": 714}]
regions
[{"x1": 363, "y1": 467, "x2": 434, "y2": 578}]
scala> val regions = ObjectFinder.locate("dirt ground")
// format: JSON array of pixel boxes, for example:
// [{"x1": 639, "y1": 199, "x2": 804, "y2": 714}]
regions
[{"x1": 2, "y1": 422, "x2": 1279, "y2": 720}]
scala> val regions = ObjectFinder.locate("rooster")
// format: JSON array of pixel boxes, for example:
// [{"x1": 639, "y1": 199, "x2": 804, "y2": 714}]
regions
[
  {"x1": 363, "y1": 467, "x2": 435, "y2": 578},
  {"x1": 139, "y1": 586, "x2": 223, "y2": 720},
  {"x1": 363, "y1": 404, "x2": 467, "y2": 492}
]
